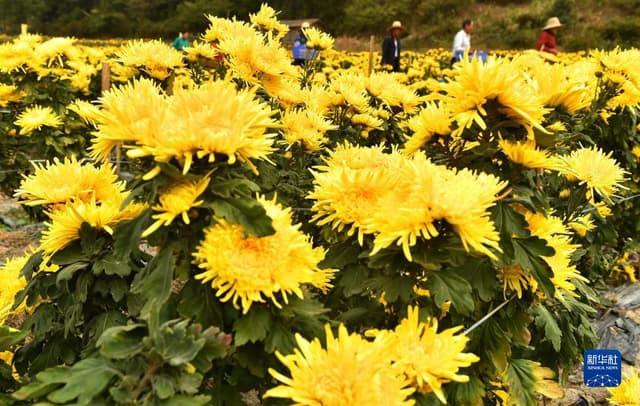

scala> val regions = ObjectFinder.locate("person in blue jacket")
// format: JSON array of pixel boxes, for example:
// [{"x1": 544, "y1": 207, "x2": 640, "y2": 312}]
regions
[
  {"x1": 292, "y1": 22, "x2": 311, "y2": 66},
  {"x1": 381, "y1": 21, "x2": 403, "y2": 72}
]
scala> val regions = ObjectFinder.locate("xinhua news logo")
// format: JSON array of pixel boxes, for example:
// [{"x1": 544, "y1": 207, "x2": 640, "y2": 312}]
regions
[{"x1": 583, "y1": 349, "x2": 621, "y2": 387}]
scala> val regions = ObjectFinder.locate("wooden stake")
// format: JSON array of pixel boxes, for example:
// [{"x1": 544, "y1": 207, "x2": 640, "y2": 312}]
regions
[
  {"x1": 101, "y1": 63, "x2": 111, "y2": 94},
  {"x1": 368, "y1": 35, "x2": 375, "y2": 76}
]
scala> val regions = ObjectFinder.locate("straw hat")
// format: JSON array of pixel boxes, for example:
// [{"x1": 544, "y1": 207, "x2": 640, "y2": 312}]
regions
[
  {"x1": 301, "y1": 21, "x2": 310, "y2": 29},
  {"x1": 543, "y1": 17, "x2": 563, "y2": 30},
  {"x1": 389, "y1": 21, "x2": 403, "y2": 31}
]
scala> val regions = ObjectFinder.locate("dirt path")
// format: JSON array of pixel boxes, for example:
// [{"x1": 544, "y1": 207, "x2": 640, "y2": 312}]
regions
[{"x1": 0, "y1": 194, "x2": 42, "y2": 261}]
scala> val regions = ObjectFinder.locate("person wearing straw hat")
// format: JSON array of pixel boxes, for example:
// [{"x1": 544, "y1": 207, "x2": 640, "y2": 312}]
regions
[
  {"x1": 537, "y1": 17, "x2": 563, "y2": 55},
  {"x1": 293, "y1": 21, "x2": 311, "y2": 66},
  {"x1": 381, "y1": 20, "x2": 403, "y2": 72}
]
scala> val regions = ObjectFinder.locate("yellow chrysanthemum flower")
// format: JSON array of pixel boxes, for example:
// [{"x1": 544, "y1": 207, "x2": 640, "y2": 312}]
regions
[
  {"x1": 367, "y1": 306, "x2": 479, "y2": 403},
  {"x1": 265, "y1": 324, "x2": 415, "y2": 405},
  {"x1": 499, "y1": 139, "x2": 559, "y2": 170},
  {"x1": 0, "y1": 84, "x2": 25, "y2": 107},
  {"x1": 183, "y1": 41, "x2": 218, "y2": 63},
  {"x1": 115, "y1": 39, "x2": 184, "y2": 80},
  {"x1": 632, "y1": 146, "x2": 640, "y2": 160},
  {"x1": 440, "y1": 55, "x2": 550, "y2": 138},
  {"x1": 403, "y1": 102, "x2": 452, "y2": 155},
  {"x1": 15, "y1": 105, "x2": 63, "y2": 135},
  {"x1": 567, "y1": 213, "x2": 596, "y2": 237},
  {"x1": 558, "y1": 146, "x2": 627, "y2": 201},
  {"x1": 250, "y1": 3, "x2": 289, "y2": 40},
  {"x1": 91, "y1": 78, "x2": 278, "y2": 175},
  {"x1": 303, "y1": 27, "x2": 334, "y2": 51},
  {"x1": 498, "y1": 264, "x2": 537, "y2": 299},
  {"x1": 142, "y1": 176, "x2": 210, "y2": 237},
  {"x1": 66, "y1": 100, "x2": 102, "y2": 126},
  {"x1": 193, "y1": 196, "x2": 335, "y2": 314},
  {"x1": 367, "y1": 73, "x2": 423, "y2": 114},
  {"x1": 523, "y1": 210, "x2": 588, "y2": 299},
  {"x1": 608, "y1": 369, "x2": 640, "y2": 406},
  {"x1": 310, "y1": 145, "x2": 506, "y2": 261},
  {"x1": 0, "y1": 255, "x2": 29, "y2": 325},
  {"x1": 281, "y1": 108, "x2": 336, "y2": 152},
  {"x1": 40, "y1": 196, "x2": 146, "y2": 256},
  {"x1": 350, "y1": 112, "x2": 384, "y2": 130},
  {"x1": 15, "y1": 157, "x2": 124, "y2": 207}
]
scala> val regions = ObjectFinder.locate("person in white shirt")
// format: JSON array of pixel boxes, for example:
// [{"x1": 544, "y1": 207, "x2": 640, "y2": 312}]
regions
[{"x1": 452, "y1": 19, "x2": 473, "y2": 64}]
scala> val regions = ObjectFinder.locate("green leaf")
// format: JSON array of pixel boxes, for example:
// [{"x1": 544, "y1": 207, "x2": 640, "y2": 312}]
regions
[
  {"x1": 382, "y1": 276, "x2": 415, "y2": 303},
  {"x1": 425, "y1": 271, "x2": 474, "y2": 315},
  {"x1": 209, "y1": 178, "x2": 260, "y2": 198},
  {"x1": 0, "y1": 326, "x2": 28, "y2": 351},
  {"x1": 92, "y1": 257, "x2": 131, "y2": 277},
  {"x1": 491, "y1": 202, "x2": 530, "y2": 239},
  {"x1": 97, "y1": 324, "x2": 146, "y2": 359},
  {"x1": 79, "y1": 222, "x2": 106, "y2": 255},
  {"x1": 112, "y1": 210, "x2": 151, "y2": 260},
  {"x1": 233, "y1": 307, "x2": 272, "y2": 346},
  {"x1": 531, "y1": 304, "x2": 563, "y2": 352},
  {"x1": 56, "y1": 262, "x2": 89, "y2": 283},
  {"x1": 14, "y1": 358, "x2": 117, "y2": 405},
  {"x1": 504, "y1": 359, "x2": 538, "y2": 406},
  {"x1": 319, "y1": 238, "x2": 360, "y2": 269},
  {"x1": 158, "y1": 395, "x2": 211, "y2": 406},
  {"x1": 467, "y1": 261, "x2": 500, "y2": 302},
  {"x1": 209, "y1": 197, "x2": 275, "y2": 237},
  {"x1": 511, "y1": 237, "x2": 555, "y2": 297},
  {"x1": 450, "y1": 377, "x2": 485, "y2": 406},
  {"x1": 336, "y1": 264, "x2": 369, "y2": 297},
  {"x1": 131, "y1": 247, "x2": 175, "y2": 320},
  {"x1": 152, "y1": 374, "x2": 175, "y2": 399},
  {"x1": 264, "y1": 322, "x2": 296, "y2": 354},
  {"x1": 177, "y1": 279, "x2": 223, "y2": 328},
  {"x1": 155, "y1": 320, "x2": 206, "y2": 366}
]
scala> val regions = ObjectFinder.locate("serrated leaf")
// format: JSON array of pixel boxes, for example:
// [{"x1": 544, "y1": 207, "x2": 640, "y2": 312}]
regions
[
  {"x1": 131, "y1": 247, "x2": 174, "y2": 320},
  {"x1": 511, "y1": 237, "x2": 555, "y2": 298},
  {"x1": 336, "y1": 264, "x2": 369, "y2": 297},
  {"x1": 233, "y1": 307, "x2": 272, "y2": 346},
  {"x1": 56, "y1": 262, "x2": 89, "y2": 283},
  {"x1": 450, "y1": 376, "x2": 485, "y2": 406},
  {"x1": 209, "y1": 197, "x2": 275, "y2": 237},
  {"x1": 425, "y1": 271, "x2": 474, "y2": 315},
  {"x1": 505, "y1": 359, "x2": 538, "y2": 406},
  {"x1": 177, "y1": 279, "x2": 223, "y2": 327},
  {"x1": 0, "y1": 326, "x2": 28, "y2": 351},
  {"x1": 92, "y1": 257, "x2": 131, "y2": 277},
  {"x1": 264, "y1": 322, "x2": 296, "y2": 354},
  {"x1": 531, "y1": 304, "x2": 563, "y2": 351},
  {"x1": 158, "y1": 395, "x2": 211, "y2": 406},
  {"x1": 152, "y1": 374, "x2": 175, "y2": 399},
  {"x1": 97, "y1": 324, "x2": 146, "y2": 359},
  {"x1": 319, "y1": 238, "x2": 360, "y2": 269},
  {"x1": 112, "y1": 210, "x2": 151, "y2": 260},
  {"x1": 155, "y1": 320, "x2": 205, "y2": 366},
  {"x1": 491, "y1": 202, "x2": 530, "y2": 239},
  {"x1": 14, "y1": 358, "x2": 117, "y2": 405}
]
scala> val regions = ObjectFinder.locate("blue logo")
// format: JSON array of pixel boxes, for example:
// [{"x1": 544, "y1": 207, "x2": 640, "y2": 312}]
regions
[{"x1": 583, "y1": 349, "x2": 621, "y2": 387}]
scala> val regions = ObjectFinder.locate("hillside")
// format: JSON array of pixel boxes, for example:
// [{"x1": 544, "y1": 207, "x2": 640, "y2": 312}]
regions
[{"x1": 337, "y1": 0, "x2": 640, "y2": 52}]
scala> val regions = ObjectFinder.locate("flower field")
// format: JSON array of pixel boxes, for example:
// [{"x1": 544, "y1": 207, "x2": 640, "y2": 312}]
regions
[{"x1": 2, "y1": 5, "x2": 640, "y2": 405}]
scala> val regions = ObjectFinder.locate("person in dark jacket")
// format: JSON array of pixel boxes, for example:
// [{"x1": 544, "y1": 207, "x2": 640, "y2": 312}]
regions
[{"x1": 381, "y1": 21, "x2": 403, "y2": 72}]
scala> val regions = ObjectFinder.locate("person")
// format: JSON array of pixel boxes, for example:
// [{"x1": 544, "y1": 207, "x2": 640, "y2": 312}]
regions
[
  {"x1": 381, "y1": 21, "x2": 403, "y2": 72},
  {"x1": 171, "y1": 32, "x2": 191, "y2": 51},
  {"x1": 292, "y1": 22, "x2": 310, "y2": 66},
  {"x1": 452, "y1": 19, "x2": 473, "y2": 64},
  {"x1": 537, "y1": 17, "x2": 562, "y2": 55}
]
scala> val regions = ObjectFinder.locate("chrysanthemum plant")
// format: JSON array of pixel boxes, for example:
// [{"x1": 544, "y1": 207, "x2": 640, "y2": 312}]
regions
[
  {"x1": 0, "y1": 36, "x2": 104, "y2": 197},
  {"x1": 1, "y1": 10, "x2": 637, "y2": 406}
]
